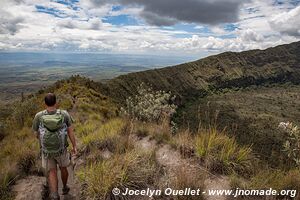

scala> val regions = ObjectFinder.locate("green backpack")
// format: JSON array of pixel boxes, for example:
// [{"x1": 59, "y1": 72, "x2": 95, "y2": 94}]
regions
[{"x1": 39, "y1": 109, "x2": 68, "y2": 158}]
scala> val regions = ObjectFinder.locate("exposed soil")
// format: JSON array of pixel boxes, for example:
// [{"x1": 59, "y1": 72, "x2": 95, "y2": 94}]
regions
[{"x1": 12, "y1": 161, "x2": 81, "y2": 200}]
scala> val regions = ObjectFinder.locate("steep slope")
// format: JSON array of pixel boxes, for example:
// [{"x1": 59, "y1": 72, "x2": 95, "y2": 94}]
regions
[
  {"x1": 105, "y1": 41, "x2": 300, "y2": 103},
  {"x1": 180, "y1": 84, "x2": 300, "y2": 165},
  {"x1": 102, "y1": 41, "x2": 300, "y2": 166}
]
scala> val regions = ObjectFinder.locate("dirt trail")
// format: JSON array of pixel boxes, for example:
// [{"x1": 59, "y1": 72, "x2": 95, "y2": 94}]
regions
[
  {"x1": 12, "y1": 162, "x2": 81, "y2": 200},
  {"x1": 133, "y1": 135, "x2": 231, "y2": 200},
  {"x1": 12, "y1": 135, "x2": 229, "y2": 200},
  {"x1": 57, "y1": 163, "x2": 81, "y2": 200},
  {"x1": 12, "y1": 176, "x2": 46, "y2": 200}
]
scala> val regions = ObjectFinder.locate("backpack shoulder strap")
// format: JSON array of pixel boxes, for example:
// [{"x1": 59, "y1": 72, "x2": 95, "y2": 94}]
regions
[{"x1": 39, "y1": 110, "x2": 48, "y2": 127}]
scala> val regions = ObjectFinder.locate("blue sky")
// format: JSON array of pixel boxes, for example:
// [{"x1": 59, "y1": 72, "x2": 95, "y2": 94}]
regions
[{"x1": 0, "y1": 0, "x2": 300, "y2": 57}]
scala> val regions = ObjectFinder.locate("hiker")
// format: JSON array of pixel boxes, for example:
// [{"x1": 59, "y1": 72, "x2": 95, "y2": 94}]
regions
[{"x1": 32, "y1": 93, "x2": 77, "y2": 200}]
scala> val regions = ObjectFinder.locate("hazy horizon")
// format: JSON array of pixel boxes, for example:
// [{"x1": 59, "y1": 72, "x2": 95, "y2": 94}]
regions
[{"x1": 0, "y1": 52, "x2": 198, "y2": 66}]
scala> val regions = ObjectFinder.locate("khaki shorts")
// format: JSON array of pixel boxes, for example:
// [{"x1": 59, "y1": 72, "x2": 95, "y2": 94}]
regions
[{"x1": 42, "y1": 150, "x2": 70, "y2": 171}]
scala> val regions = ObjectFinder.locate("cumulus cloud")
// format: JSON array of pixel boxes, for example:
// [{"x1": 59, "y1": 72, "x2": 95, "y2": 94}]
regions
[
  {"x1": 58, "y1": 18, "x2": 103, "y2": 30},
  {"x1": 0, "y1": 0, "x2": 299, "y2": 56},
  {"x1": 0, "y1": 11, "x2": 24, "y2": 35},
  {"x1": 269, "y1": 6, "x2": 300, "y2": 37},
  {"x1": 239, "y1": 28, "x2": 264, "y2": 42}
]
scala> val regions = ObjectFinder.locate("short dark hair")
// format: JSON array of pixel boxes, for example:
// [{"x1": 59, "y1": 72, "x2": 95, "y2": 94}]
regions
[{"x1": 45, "y1": 93, "x2": 56, "y2": 106}]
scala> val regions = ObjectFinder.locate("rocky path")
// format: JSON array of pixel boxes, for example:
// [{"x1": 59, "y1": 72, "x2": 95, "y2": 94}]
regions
[{"x1": 133, "y1": 135, "x2": 231, "y2": 200}]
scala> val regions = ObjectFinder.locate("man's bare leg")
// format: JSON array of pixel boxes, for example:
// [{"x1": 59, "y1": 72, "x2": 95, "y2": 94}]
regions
[
  {"x1": 60, "y1": 167, "x2": 70, "y2": 194},
  {"x1": 48, "y1": 168, "x2": 59, "y2": 199},
  {"x1": 60, "y1": 167, "x2": 68, "y2": 187}
]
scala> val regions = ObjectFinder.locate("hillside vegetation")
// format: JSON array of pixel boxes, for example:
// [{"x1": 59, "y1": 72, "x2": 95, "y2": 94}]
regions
[
  {"x1": 0, "y1": 76, "x2": 117, "y2": 199},
  {"x1": 105, "y1": 41, "x2": 300, "y2": 103},
  {"x1": 102, "y1": 41, "x2": 300, "y2": 165},
  {"x1": 176, "y1": 83, "x2": 300, "y2": 165}
]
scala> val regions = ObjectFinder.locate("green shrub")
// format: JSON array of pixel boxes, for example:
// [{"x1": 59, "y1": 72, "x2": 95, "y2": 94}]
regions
[
  {"x1": 278, "y1": 122, "x2": 300, "y2": 168},
  {"x1": 121, "y1": 83, "x2": 177, "y2": 123}
]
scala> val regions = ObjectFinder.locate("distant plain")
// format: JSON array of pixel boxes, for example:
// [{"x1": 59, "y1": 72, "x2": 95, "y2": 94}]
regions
[{"x1": 0, "y1": 52, "x2": 196, "y2": 101}]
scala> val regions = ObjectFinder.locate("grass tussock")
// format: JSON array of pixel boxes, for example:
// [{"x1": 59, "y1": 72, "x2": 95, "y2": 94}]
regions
[
  {"x1": 170, "y1": 130, "x2": 195, "y2": 158},
  {"x1": 249, "y1": 169, "x2": 300, "y2": 192},
  {"x1": 167, "y1": 166, "x2": 205, "y2": 200},
  {"x1": 81, "y1": 118, "x2": 125, "y2": 150},
  {"x1": 77, "y1": 150, "x2": 159, "y2": 200},
  {"x1": 0, "y1": 171, "x2": 15, "y2": 200},
  {"x1": 75, "y1": 119, "x2": 99, "y2": 138},
  {"x1": 133, "y1": 119, "x2": 172, "y2": 144},
  {"x1": 194, "y1": 128, "x2": 254, "y2": 175}
]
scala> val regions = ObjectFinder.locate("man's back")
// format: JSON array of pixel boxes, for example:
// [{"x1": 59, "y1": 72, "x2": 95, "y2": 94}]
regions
[{"x1": 32, "y1": 93, "x2": 76, "y2": 200}]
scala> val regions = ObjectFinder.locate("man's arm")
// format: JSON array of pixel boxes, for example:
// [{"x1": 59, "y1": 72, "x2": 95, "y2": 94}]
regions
[
  {"x1": 32, "y1": 113, "x2": 40, "y2": 139},
  {"x1": 67, "y1": 125, "x2": 77, "y2": 155},
  {"x1": 34, "y1": 131, "x2": 39, "y2": 139}
]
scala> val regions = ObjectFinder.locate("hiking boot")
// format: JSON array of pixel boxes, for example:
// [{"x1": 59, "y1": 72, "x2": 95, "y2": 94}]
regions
[
  {"x1": 41, "y1": 184, "x2": 49, "y2": 199},
  {"x1": 49, "y1": 192, "x2": 60, "y2": 200},
  {"x1": 62, "y1": 185, "x2": 70, "y2": 195}
]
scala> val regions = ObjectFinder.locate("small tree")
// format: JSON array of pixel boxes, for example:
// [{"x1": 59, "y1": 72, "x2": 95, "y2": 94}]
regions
[
  {"x1": 278, "y1": 122, "x2": 300, "y2": 167},
  {"x1": 121, "y1": 83, "x2": 177, "y2": 123}
]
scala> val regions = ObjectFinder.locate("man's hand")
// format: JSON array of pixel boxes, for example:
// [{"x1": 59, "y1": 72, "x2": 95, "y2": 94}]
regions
[
  {"x1": 67, "y1": 125, "x2": 77, "y2": 156},
  {"x1": 34, "y1": 131, "x2": 39, "y2": 139},
  {"x1": 71, "y1": 147, "x2": 77, "y2": 156}
]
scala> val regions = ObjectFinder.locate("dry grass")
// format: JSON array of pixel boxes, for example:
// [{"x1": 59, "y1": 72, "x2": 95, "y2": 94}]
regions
[
  {"x1": 170, "y1": 130, "x2": 195, "y2": 158},
  {"x1": 194, "y1": 128, "x2": 254, "y2": 175},
  {"x1": 81, "y1": 118, "x2": 125, "y2": 152},
  {"x1": 75, "y1": 119, "x2": 99, "y2": 138},
  {"x1": 0, "y1": 170, "x2": 15, "y2": 200},
  {"x1": 0, "y1": 127, "x2": 38, "y2": 199},
  {"x1": 170, "y1": 127, "x2": 255, "y2": 175},
  {"x1": 77, "y1": 150, "x2": 159, "y2": 200},
  {"x1": 167, "y1": 166, "x2": 205, "y2": 200},
  {"x1": 249, "y1": 169, "x2": 300, "y2": 191}
]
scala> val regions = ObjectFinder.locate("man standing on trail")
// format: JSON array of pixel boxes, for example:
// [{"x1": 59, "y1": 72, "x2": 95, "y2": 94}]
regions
[{"x1": 32, "y1": 93, "x2": 77, "y2": 200}]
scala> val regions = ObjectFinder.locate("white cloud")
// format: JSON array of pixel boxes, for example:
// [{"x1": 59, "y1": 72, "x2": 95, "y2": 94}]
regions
[
  {"x1": 0, "y1": 0, "x2": 299, "y2": 56},
  {"x1": 239, "y1": 28, "x2": 264, "y2": 42},
  {"x1": 210, "y1": 26, "x2": 227, "y2": 35},
  {"x1": 58, "y1": 18, "x2": 103, "y2": 30},
  {"x1": 0, "y1": 11, "x2": 24, "y2": 35},
  {"x1": 269, "y1": 6, "x2": 300, "y2": 36}
]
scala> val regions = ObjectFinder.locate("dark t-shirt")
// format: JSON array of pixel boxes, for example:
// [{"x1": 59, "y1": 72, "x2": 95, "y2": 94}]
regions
[{"x1": 32, "y1": 109, "x2": 73, "y2": 132}]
